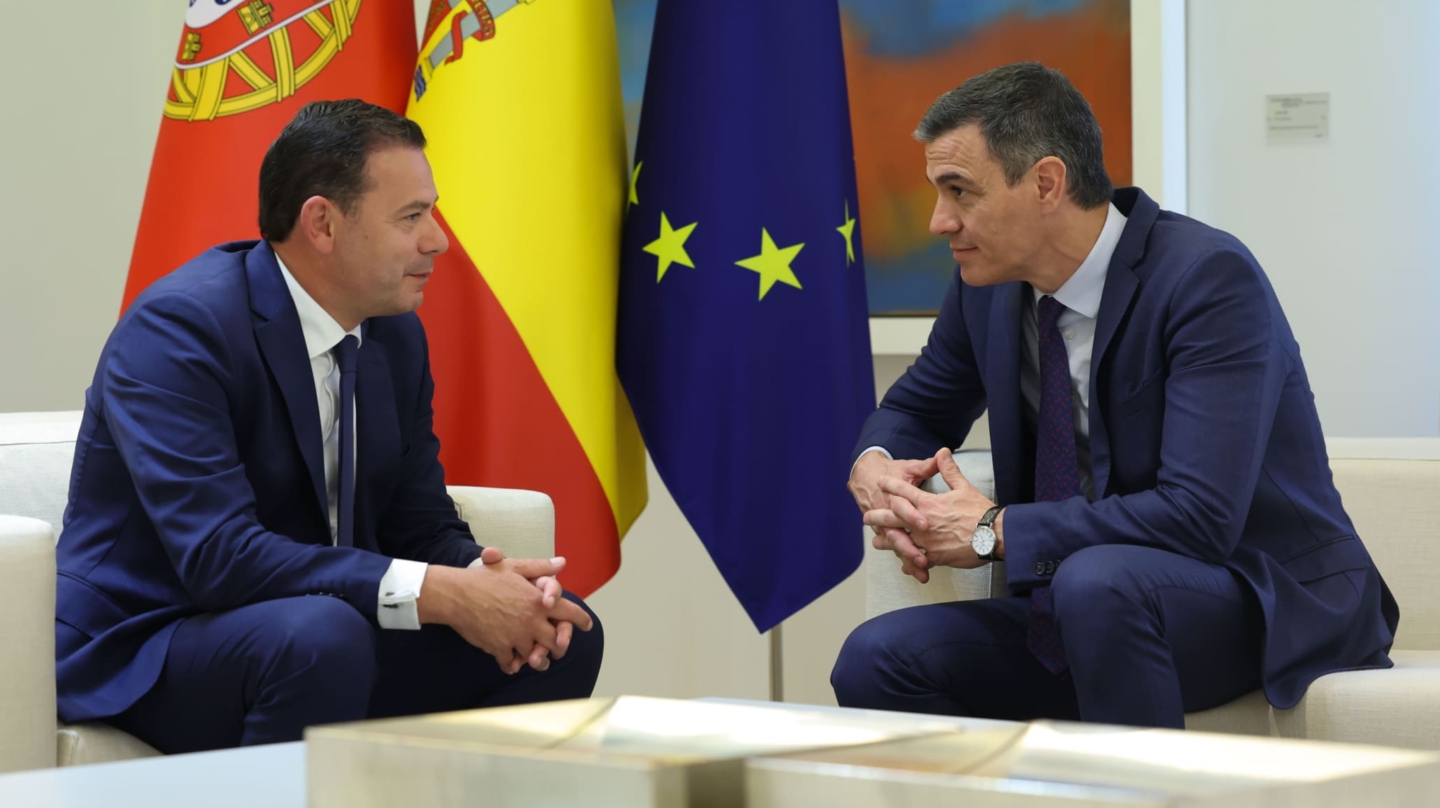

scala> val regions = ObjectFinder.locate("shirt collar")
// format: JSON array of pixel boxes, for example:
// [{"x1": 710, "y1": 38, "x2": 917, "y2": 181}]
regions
[
  {"x1": 274, "y1": 251, "x2": 362, "y2": 360},
  {"x1": 1032, "y1": 202, "x2": 1127, "y2": 319}
]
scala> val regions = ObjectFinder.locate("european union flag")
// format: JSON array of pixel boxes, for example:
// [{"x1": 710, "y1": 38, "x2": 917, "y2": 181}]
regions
[{"x1": 617, "y1": 0, "x2": 873, "y2": 631}]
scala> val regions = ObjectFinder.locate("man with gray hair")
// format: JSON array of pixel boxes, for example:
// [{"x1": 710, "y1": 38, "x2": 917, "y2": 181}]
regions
[{"x1": 833, "y1": 62, "x2": 1396, "y2": 728}]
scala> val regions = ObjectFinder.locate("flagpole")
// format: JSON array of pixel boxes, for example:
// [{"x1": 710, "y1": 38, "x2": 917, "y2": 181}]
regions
[{"x1": 769, "y1": 623, "x2": 785, "y2": 702}]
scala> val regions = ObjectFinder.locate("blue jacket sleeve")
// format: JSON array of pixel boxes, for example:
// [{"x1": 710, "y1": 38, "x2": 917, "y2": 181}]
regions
[
  {"x1": 852, "y1": 270, "x2": 988, "y2": 463},
  {"x1": 1004, "y1": 249, "x2": 1288, "y2": 589},
  {"x1": 103, "y1": 292, "x2": 394, "y2": 615}
]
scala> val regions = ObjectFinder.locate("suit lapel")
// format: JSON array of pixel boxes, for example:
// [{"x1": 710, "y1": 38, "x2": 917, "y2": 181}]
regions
[
  {"x1": 247, "y1": 243, "x2": 329, "y2": 528},
  {"x1": 354, "y1": 330, "x2": 400, "y2": 551},
  {"x1": 1087, "y1": 266, "x2": 1136, "y2": 498},
  {"x1": 986, "y1": 283, "x2": 1027, "y2": 506},
  {"x1": 1087, "y1": 188, "x2": 1159, "y2": 498}
]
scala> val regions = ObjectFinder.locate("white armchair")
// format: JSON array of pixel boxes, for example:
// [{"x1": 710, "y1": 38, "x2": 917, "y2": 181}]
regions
[
  {"x1": 0, "y1": 411, "x2": 556, "y2": 772},
  {"x1": 866, "y1": 443, "x2": 1440, "y2": 750}
]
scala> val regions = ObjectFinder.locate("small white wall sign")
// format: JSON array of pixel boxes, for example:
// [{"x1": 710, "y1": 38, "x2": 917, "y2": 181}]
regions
[{"x1": 1267, "y1": 93, "x2": 1330, "y2": 142}]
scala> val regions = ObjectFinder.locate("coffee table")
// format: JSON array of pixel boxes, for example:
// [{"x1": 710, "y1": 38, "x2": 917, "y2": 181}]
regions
[
  {"x1": 0, "y1": 701, "x2": 1004, "y2": 807},
  {"x1": 0, "y1": 742, "x2": 304, "y2": 808}
]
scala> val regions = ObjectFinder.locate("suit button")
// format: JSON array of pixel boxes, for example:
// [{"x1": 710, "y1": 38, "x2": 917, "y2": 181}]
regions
[
  {"x1": 1035, "y1": 562, "x2": 1046, "y2": 576},
  {"x1": 1048, "y1": 561, "x2": 1059, "y2": 575}
]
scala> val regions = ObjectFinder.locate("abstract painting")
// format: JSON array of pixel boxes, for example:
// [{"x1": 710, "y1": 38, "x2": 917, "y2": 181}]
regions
[{"x1": 614, "y1": 0, "x2": 1132, "y2": 315}]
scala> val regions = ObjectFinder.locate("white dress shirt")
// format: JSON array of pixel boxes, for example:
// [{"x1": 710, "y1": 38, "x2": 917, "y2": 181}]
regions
[
  {"x1": 276, "y1": 256, "x2": 428, "y2": 630},
  {"x1": 861, "y1": 202, "x2": 1127, "y2": 501}
]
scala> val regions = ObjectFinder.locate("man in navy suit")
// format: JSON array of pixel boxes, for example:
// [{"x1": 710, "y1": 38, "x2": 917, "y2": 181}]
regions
[
  {"x1": 56, "y1": 100, "x2": 601, "y2": 753},
  {"x1": 831, "y1": 63, "x2": 1397, "y2": 728}
]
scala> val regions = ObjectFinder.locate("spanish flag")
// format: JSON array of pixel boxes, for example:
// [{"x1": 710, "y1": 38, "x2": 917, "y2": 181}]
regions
[
  {"x1": 406, "y1": 0, "x2": 647, "y2": 595},
  {"x1": 122, "y1": 0, "x2": 417, "y2": 310}
]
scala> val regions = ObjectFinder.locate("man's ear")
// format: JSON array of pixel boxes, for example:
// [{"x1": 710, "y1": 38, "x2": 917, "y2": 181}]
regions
[
  {"x1": 295, "y1": 196, "x2": 340, "y2": 255},
  {"x1": 1032, "y1": 156, "x2": 1068, "y2": 212}
]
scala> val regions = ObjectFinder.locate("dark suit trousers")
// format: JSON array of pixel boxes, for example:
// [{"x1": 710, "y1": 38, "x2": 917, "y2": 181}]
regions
[
  {"x1": 106, "y1": 593, "x2": 603, "y2": 753},
  {"x1": 831, "y1": 545, "x2": 1263, "y2": 727}
]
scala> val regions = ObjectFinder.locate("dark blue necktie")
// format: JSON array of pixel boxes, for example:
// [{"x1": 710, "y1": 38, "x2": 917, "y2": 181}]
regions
[
  {"x1": 334, "y1": 335, "x2": 359, "y2": 548},
  {"x1": 1029, "y1": 295, "x2": 1082, "y2": 675}
]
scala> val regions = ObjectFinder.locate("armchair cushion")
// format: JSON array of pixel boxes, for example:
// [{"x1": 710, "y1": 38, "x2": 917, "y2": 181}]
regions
[
  {"x1": 57, "y1": 722, "x2": 162, "y2": 767},
  {"x1": 0, "y1": 412, "x2": 82, "y2": 539},
  {"x1": 448, "y1": 486, "x2": 555, "y2": 561},
  {"x1": 1271, "y1": 650, "x2": 1440, "y2": 750},
  {"x1": 0, "y1": 516, "x2": 59, "y2": 773}
]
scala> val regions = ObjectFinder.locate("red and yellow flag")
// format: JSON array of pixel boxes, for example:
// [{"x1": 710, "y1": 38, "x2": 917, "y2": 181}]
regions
[
  {"x1": 122, "y1": 0, "x2": 417, "y2": 310},
  {"x1": 406, "y1": 0, "x2": 647, "y2": 595}
]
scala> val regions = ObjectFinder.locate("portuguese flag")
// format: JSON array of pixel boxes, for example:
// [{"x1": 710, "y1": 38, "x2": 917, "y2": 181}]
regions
[
  {"x1": 406, "y1": 0, "x2": 647, "y2": 595},
  {"x1": 121, "y1": 0, "x2": 417, "y2": 310}
]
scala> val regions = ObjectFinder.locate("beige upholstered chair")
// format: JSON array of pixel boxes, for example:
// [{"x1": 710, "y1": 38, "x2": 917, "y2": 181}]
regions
[
  {"x1": 0, "y1": 410, "x2": 556, "y2": 772},
  {"x1": 865, "y1": 442, "x2": 1440, "y2": 749}
]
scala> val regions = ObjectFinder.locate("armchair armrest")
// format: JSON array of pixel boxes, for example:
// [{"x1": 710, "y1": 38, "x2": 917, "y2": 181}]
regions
[
  {"x1": 0, "y1": 515, "x2": 58, "y2": 772},
  {"x1": 446, "y1": 486, "x2": 555, "y2": 562}
]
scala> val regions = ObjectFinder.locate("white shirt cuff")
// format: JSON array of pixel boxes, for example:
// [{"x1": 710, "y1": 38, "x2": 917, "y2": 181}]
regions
[
  {"x1": 850, "y1": 445, "x2": 893, "y2": 477},
  {"x1": 376, "y1": 559, "x2": 428, "y2": 630}
]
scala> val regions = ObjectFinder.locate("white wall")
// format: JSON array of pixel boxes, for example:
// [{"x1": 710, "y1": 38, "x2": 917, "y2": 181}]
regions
[
  {"x1": 1131, "y1": 0, "x2": 1188, "y2": 213},
  {"x1": 0, "y1": 3, "x2": 179, "y2": 413},
  {"x1": 1187, "y1": 0, "x2": 1440, "y2": 437}
]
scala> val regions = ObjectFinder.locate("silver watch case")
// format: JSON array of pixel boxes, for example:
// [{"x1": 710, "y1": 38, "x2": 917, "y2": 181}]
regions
[{"x1": 971, "y1": 524, "x2": 997, "y2": 560}]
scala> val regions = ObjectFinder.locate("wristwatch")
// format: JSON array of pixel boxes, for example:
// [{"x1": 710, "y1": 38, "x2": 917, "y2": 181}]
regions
[{"x1": 972, "y1": 506, "x2": 1003, "y2": 561}]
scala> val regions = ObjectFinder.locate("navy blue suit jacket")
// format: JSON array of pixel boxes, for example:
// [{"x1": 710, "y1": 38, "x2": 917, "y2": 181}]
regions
[
  {"x1": 56, "y1": 241, "x2": 483, "y2": 723},
  {"x1": 855, "y1": 188, "x2": 1398, "y2": 708}
]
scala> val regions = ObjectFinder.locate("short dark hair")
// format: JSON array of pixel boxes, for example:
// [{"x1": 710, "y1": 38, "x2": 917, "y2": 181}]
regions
[
  {"x1": 258, "y1": 99, "x2": 427, "y2": 242},
  {"x1": 915, "y1": 62, "x2": 1112, "y2": 210}
]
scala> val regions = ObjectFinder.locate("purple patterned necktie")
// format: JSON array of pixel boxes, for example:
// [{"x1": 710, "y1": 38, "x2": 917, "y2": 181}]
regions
[{"x1": 1029, "y1": 295, "x2": 1082, "y2": 675}]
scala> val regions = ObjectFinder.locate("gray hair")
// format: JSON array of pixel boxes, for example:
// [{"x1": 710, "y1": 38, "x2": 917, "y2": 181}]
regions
[{"x1": 915, "y1": 62, "x2": 1112, "y2": 210}]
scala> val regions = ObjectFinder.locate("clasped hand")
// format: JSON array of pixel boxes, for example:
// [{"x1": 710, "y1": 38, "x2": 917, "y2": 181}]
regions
[
  {"x1": 849, "y1": 447, "x2": 998, "y2": 583},
  {"x1": 421, "y1": 548, "x2": 594, "y2": 675}
]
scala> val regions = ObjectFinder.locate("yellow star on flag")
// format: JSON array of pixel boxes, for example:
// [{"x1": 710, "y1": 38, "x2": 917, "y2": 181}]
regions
[
  {"x1": 628, "y1": 161, "x2": 643, "y2": 208},
  {"x1": 643, "y1": 211, "x2": 697, "y2": 282},
  {"x1": 836, "y1": 199, "x2": 857, "y2": 265},
  {"x1": 735, "y1": 229, "x2": 804, "y2": 300}
]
